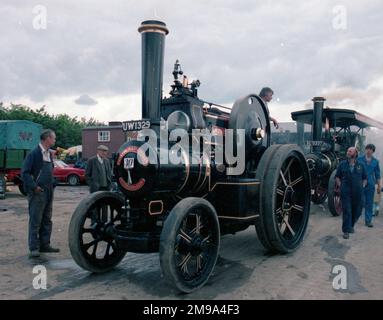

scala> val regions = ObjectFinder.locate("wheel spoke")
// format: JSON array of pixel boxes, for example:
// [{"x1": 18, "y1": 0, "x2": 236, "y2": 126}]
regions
[
  {"x1": 196, "y1": 254, "x2": 203, "y2": 272},
  {"x1": 105, "y1": 243, "x2": 111, "y2": 257},
  {"x1": 110, "y1": 208, "x2": 115, "y2": 223},
  {"x1": 275, "y1": 207, "x2": 283, "y2": 216},
  {"x1": 91, "y1": 207, "x2": 101, "y2": 223},
  {"x1": 179, "y1": 229, "x2": 192, "y2": 243},
  {"x1": 190, "y1": 214, "x2": 203, "y2": 234},
  {"x1": 284, "y1": 218, "x2": 296, "y2": 237},
  {"x1": 179, "y1": 253, "x2": 192, "y2": 274},
  {"x1": 280, "y1": 170, "x2": 288, "y2": 187},
  {"x1": 283, "y1": 158, "x2": 294, "y2": 184},
  {"x1": 279, "y1": 221, "x2": 287, "y2": 235},
  {"x1": 91, "y1": 242, "x2": 98, "y2": 257},
  {"x1": 101, "y1": 205, "x2": 108, "y2": 223},
  {"x1": 276, "y1": 188, "x2": 285, "y2": 196},
  {"x1": 83, "y1": 239, "x2": 100, "y2": 250},
  {"x1": 290, "y1": 176, "x2": 304, "y2": 187},
  {"x1": 202, "y1": 234, "x2": 210, "y2": 243},
  {"x1": 195, "y1": 214, "x2": 201, "y2": 234},
  {"x1": 82, "y1": 227, "x2": 93, "y2": 233},
  {"x1": 292, "y1": 204, "x2": 304, "y2": 212}
]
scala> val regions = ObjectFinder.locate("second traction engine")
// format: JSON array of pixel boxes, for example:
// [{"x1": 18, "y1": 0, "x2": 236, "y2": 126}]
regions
[{"x1": 301, "y1": 97, "x2": 338, "y2": 204}]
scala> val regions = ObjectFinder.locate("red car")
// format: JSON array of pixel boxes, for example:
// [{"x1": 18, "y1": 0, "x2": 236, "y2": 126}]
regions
[{"x1": 53, "y1": 160, "x2": 85, "y2": 186}]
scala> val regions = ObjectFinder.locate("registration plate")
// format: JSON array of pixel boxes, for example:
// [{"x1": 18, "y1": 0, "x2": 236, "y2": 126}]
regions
[{"x1": 122, "y1": 120, "x2": 151, "y2": 132}]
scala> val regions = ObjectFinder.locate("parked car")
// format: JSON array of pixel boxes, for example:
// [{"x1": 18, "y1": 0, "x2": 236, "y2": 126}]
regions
[{"x1": 53, "y1": 160, "x2": 85, "y2": 186}]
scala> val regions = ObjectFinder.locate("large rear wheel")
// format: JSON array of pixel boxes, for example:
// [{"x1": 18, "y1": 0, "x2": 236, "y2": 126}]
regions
[{"x1": 255, "y1": 144, "x2": 311, "y2": 253}]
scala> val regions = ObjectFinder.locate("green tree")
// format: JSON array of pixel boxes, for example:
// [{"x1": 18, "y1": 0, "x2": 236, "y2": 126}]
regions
[{"x1": 0, "y1": 104, "x2": 105, "y2": 148}]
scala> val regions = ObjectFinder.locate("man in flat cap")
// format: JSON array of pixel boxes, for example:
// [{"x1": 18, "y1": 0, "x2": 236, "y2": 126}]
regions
[{"x1": 85, "y1": 145, "x2": 112, "y2": 193}]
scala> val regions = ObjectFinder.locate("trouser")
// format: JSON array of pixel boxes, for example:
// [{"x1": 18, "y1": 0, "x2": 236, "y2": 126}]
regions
[
  {"x1": 90, "y1": 186, "x2": 109, "y2": 224},
  {"x1": 28, "y1": 188, "x2": 54, "y2": 251},
  {"x1": 363, "y1": 186, "x2": 375, "y2": 224},
  {"x1": 341, "y1": 193, "x2": 362, "y2": 233}
]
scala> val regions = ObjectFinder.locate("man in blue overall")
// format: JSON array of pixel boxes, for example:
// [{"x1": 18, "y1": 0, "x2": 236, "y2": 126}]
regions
[
  {"x1": 22, "y1": 129, "x2": 60, "y2": 258},
  {"x1": 358, "y1": 144, "x2": 381, "y2": 227},
  {"x1": 335, "y1": 147, "x2": 367, "y2": 239}
]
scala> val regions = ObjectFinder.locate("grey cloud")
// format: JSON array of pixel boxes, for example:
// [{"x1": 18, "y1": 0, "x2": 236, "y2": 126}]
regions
[
  {"x1": 0, "y1": 0, "x2": 382, "y2": 111},
  {"x1": 74, "y1": 94, "x2": 98, "y2": 105}
]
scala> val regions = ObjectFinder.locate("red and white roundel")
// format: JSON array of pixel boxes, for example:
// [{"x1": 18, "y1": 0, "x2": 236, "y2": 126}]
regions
[
  {"x1": 119, "y1": 177, "x2": 146, "y2": 192},
  {"x1": 117, "y1": 145, "x2": 149, "y2": 167},
  {"x1": 117, "y1": 145, "x2": 149, "y2": 191}
]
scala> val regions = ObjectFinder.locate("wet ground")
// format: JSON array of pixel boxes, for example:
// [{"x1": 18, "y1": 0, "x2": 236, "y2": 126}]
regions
[{"x1": 0, "y1": 185, "x2": 382, "y2": 300}]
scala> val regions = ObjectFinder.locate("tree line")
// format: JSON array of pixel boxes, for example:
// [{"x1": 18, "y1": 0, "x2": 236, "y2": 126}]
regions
[{"x1": 0, "y1": 103, "x2": 105, "y2": 149}]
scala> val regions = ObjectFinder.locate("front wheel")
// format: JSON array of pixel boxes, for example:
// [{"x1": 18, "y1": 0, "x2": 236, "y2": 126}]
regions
[
  {"x1": 68, "y1": 191, "x2": 126, "y2": 273},
  {"x1": 160, "y1": 197, "x2": 220, "y2": 293},
  {"x1": 255, "y1": 144, "x2": 311, "y2": 253}
]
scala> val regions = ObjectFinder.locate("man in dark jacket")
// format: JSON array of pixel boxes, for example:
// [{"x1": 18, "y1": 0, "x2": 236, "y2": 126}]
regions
[
  {"x1": 335, "y1": 147, "x2": 367, "y2": 239},
  {"x1": 85, "y1": 145, "x2": 112, "y2": 193},
  {"x1": 21, "y1": 129, "x2": 60, "y2": 258}
]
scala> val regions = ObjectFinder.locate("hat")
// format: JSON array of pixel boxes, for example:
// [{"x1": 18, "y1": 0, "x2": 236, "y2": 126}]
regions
[{"x1": 97, "y1": 145, "x2": 109, "y2": 151}]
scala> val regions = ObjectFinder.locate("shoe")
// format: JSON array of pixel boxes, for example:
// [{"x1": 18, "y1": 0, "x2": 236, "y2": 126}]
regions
[
  {"x1": 343, "y1": 233, "x2": 349, "y2": 239},
  {"x1": 29, "y1": 250, "x2": 40, "y2": 258},
  {"x1": 40, "y1": 245, "x2": 60, "y2": 253},
  {"x1": 365, "y1": 222, "x2": 373, "y2": 228},
  {"x1": 350, "y1": 228, "x2": 355, "y2": 233}
]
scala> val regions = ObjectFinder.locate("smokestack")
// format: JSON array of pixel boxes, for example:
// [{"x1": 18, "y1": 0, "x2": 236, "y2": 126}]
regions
[
  {"x1": 138, "y1": 20, "x2": 169, "y2": 121},
  {"x1": 312, "y1": 97, "x2": 325, "y2": 152}
]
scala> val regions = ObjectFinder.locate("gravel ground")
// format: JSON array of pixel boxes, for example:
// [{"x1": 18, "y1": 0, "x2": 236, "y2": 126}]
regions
[{"x1": 0, "y1": 185, "x2": 382, "y2": 300}]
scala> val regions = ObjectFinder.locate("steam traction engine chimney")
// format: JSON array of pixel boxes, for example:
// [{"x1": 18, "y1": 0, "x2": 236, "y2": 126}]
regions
[
  {"x1": 312, "y1": 97, "x2": 326, "y2": 152},
  {"x1": 138, "y1": 20, "x2": 169, "y2": 121}
]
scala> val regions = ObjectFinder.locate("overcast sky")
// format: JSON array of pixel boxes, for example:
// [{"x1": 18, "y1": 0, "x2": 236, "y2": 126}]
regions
[{"x1": 1, "y1": 0, "x2": 383, "y2": 123}]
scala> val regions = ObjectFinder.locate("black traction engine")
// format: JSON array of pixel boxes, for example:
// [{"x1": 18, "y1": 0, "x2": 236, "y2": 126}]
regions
[{"x1": 68, "y1": 20, "x2": 311, "y2": 293}]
